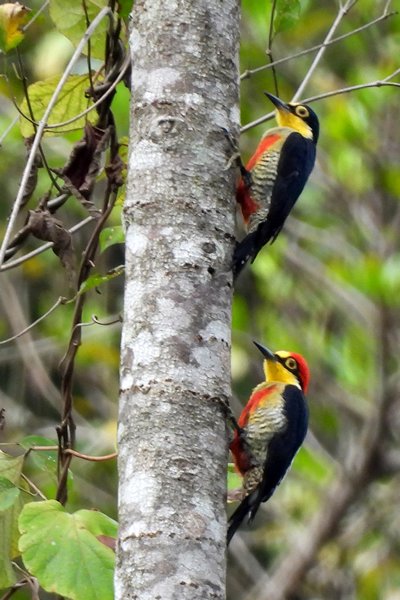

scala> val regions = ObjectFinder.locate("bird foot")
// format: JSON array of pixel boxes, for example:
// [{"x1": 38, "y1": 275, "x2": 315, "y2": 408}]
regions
[
  {"x1": 218, "y1": 395, "x2": 242, "y2": 438},
  {"x1": 221, "y1": 128, "x2": 253, "y2": 188}
]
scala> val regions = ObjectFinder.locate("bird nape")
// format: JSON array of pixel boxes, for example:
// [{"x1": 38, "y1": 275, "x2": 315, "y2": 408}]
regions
[
  {"x1": 227, "y1": 341, "x2": 310, "y2": 545},
  {"x1": 233, "y1": 93, "x2": 319, "y2": 278}
]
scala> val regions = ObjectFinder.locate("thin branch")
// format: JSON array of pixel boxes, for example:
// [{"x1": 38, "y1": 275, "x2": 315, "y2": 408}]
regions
[
  {"x1": 240, "y1": 7, "x2": 396, "y2": 81},
  {"x1": 0, "y1": 6, "x2": 112, "y2": 268},
  {"x1": 20, "y1": 473, "x2": 47, "y2": 500},
  {"x1": 82, "y1": 0, "x2": 95, "y2": 95},
  {"x1": 21, "y1": 0, "x2": 49, "y2": 32},
  {"x1": 0, "y1": 296, "x2": 67, "y2": 345},
  {"x1": 266, "y1": 0, "x2": 279, "y2": 96},
  {"x1": 30, "y1": 446, "x2": 117, "y2": 461},
  {"x1": 92, "y1": 314, "x2": 122, "y2": 326},
  {"x1": 16, "y1": 49, "x2": 63, "y2": 194},
  {"x1": 292, "y1": 0, "x2": 357, "y2": 102},
  {"x1": 0, "y1": 580, "x2": 28, "y2": 600},
  {"x1": 71, "y1": 312, "x2": 122, "y2": 330},
  {"x1": 0, "y1": 216, "x2": 94, "y2": 272},
  {"x1": 241, "y1": 69, "x2": 400, "y2": 133},
  {"x1": 56, "y1": 169, "x2": 119, "y2": 504},
  {"x1": 43, "y1": 54, "x2": 130, "y2": 130},
  {"x1": 0, "y1": 115, "x2": 19, "y2": 147}
]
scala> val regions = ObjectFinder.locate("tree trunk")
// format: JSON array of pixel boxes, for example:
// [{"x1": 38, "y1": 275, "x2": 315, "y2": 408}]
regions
[{"x1": 116, "y1": 1, "x2": 240, "y2": 598}]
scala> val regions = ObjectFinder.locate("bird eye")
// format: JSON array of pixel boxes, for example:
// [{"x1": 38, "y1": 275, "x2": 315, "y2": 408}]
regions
[
  {"x1": 295, "y1": 105, "x2": 309, "y2": 118},
  {"x1": 285, "y1": 357, "x2": 297, "y2": 370}
]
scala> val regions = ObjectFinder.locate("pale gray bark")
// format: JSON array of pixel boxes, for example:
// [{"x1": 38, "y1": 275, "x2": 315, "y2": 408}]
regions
[{"x1": 116, "y1": 1, "x2": 240, "y2": 598}]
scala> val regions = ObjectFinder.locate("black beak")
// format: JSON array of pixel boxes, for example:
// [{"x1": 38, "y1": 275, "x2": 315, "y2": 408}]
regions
[
  {"x1": 253, "y1": 341, "x2": 277, "y2": 361},
  {"x1": 264, "y1": 92, "x2": 290, "y2": 112}
]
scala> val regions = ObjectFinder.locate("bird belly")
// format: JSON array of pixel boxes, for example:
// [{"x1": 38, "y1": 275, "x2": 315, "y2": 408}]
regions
[
  {"x1": 243, "y1": 404, "x2": 286, "y2": 493},
  {"x1": 246, "y1": 151, "x2": 281, "y2": 233}
]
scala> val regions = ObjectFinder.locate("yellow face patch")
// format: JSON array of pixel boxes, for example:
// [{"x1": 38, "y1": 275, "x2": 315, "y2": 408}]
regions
[
  {"x1": 275, "y1": 107, "x2": 313, "y2": 140},
  {"x1": 263, "y1": 351, "x2": 301, "y2": 388}
]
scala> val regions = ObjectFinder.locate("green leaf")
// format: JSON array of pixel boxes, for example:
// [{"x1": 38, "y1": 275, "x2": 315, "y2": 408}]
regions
[
  {"x1": 99, "y1": 226, "x2": 125, "y2": 253},
  {"x1": 77, "y1": 265, "x2": 125, "y2": 296},
  {"x1": 74, "y1": 509, "x2": 118, "y2": 539},
  {"x1": 0, "y1": 451, "x2": 24, "y2": 485},
  {"x1": 49, "y1": 0, "x2": 108, "y2": 60},
  {"x1": 0, "y1": 477, "x2": 20, "y2": 511},
  {"x1": 19, "y1": 500, "x2": 115, "y2": 600},
  {"x1": 20, "y1": 436, "x2": 58, "y2": 480},
  {"x1": 274, "y1": 0, "x2": 301, "y2": 34},
  {"x1": 0, "y1": 452, "x2": 25, "y2": 588},
  {"x1": 19, "y1": 74, "x2": 97, "y2": 138},
  {"x1": 117, "y1": 0, "x2": 132, "y2": 22},
  {"x1": 0, "y1": 2, "x2": 30, "y2": 52}
]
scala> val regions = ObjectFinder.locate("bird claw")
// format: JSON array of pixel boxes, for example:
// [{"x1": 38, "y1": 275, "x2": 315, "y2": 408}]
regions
[
  {"x1": 224, "y1": 151, "x2": 241, "y2": 171},
  {"x1": 220, "y1": 127, "x2": 252, "y2": 183},
  {"x1": 217, "y1": 395, "x2": 242, "y2": 437},
  {"x1": 241, "y1": 168, "x2": 253, "y2": 189},
  {"x1": 221, "y1": 126, "x2": 240, "y2": 171}
]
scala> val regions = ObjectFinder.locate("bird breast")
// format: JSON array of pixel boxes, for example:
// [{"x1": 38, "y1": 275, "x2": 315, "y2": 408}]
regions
[{"x1": 245, "y1": 402, "x2": 287, "y2": 463}]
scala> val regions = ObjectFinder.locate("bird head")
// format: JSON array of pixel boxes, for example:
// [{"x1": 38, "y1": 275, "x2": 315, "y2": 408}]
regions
[
  {"x1": 265, "y1": 92, "x2": 319, "y2": 144},
  {"x1": 253, "y1": 341, "x2": 310, "y2": 393}
]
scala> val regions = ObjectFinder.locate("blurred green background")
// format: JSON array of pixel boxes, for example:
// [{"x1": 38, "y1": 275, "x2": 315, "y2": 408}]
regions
[{"x1": 0, "y1": 0, "x2": 400, "y2": 598}]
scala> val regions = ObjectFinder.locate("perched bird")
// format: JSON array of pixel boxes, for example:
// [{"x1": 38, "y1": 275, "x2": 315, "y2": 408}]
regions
[
  {"x1": 233, "y1": 93, "x2": 319, "y2": 277},
  {"x1": 227, "y1": 342, "x2": 310, "y2": 545}
]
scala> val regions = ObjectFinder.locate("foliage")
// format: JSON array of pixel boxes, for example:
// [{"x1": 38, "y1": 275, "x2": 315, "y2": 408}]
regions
[
  {"x1": 0, "y1": 3, "x2": 30, "y2": 52},
  {"x1": 0, "y1": 0, "x2": 125, "y2": 596},
  {"x1": 19, "y1": 500, "x2": 116, "y2": 600}
]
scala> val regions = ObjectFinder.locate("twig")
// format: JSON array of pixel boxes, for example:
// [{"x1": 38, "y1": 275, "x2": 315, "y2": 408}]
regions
[
  {"x1": 92, "y1": 314, "x2": 122, "y2": 325},
  {"x1": 0, "y1": 216, "x2": 94, "y2": 272},
  {"x1": 0, "y1": 115, "x2": 19, "y2": 147},
  {"x1": 0, "y1": 275, "x2": 60, "y2": 408},
  {"x1": 241, "y1": 69, "x2": 400, "y2": 133},
  {"x1": 0, "y1": 580, "x2": 27, "y2": 600},
  {"x1": 240, "y1": 8, "x2": 396, "y2": 81},
  {"x1": 0, "y1": 296, "x2": 68, "y2": 345},
  {"x1": 292, "y1": 0, "x2": 356, "y2": 101},
  {"x1": 30, "y1": 446, "x2": 117, "y2": 462},
  {"x1": 21, "y1": 0, "x2": 49, "y2": 32},
  {"x1": 82, "y1": 0, "x2": 95, "y2": 96},
  {"x1": 15, "y1": 49, "x2": 63, "y2": 194},
  {"x1": 0, "y1": 6, "x2": 112, "y2": 268},
  {"x1": 56, "y1": 175, "x2": 119, "y2": 504},
  {"x1": 42, "y1": 54, "x2": 130, "y2": 130},
  {"x1": 266, "y1": 0, "x2": 279, "y2": 97},
  {"x1": 20, "y1": 473, "x2": 47, "y2": 500}
]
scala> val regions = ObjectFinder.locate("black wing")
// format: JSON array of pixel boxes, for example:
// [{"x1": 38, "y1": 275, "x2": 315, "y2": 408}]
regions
[
  {"x1": 256, "y1": 132, "x2": 316, "y2": 249},
  {"x1": 249, "y1": 385, "x2": 308, "y2": 520},
  {"x1": 232, "y1": 133, "x2": 316, "y2": 277}
]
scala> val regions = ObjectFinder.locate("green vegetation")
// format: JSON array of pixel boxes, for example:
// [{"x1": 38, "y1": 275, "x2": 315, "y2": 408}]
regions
[{"x1": 0, "y1": 0, "x2": 399, "y2": 597}]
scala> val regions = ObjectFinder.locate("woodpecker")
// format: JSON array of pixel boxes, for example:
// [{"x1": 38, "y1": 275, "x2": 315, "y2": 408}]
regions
[
  {"x1": 227, "y1": 342, "x2": 310, "y2": 545},
  {"x1": 233, "y1": 93, "x2": 319, "y2": 277}
]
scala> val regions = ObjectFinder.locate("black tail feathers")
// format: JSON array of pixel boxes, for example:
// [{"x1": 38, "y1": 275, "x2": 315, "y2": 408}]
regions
[
  {"x1": 227, "y1": 495, "x2": 251, "y2": 546},
  {"x1": 232, "y1": 220, "x2": 280, "y2": 279},
  {"x1": 232, "y1": 232, "x2": 258, "y2": 279}
]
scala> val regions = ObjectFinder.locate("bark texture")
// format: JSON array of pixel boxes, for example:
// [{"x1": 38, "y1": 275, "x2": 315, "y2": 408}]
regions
[{"x1": 116, "y1": 1, "x2": 240, "y2": 598}]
